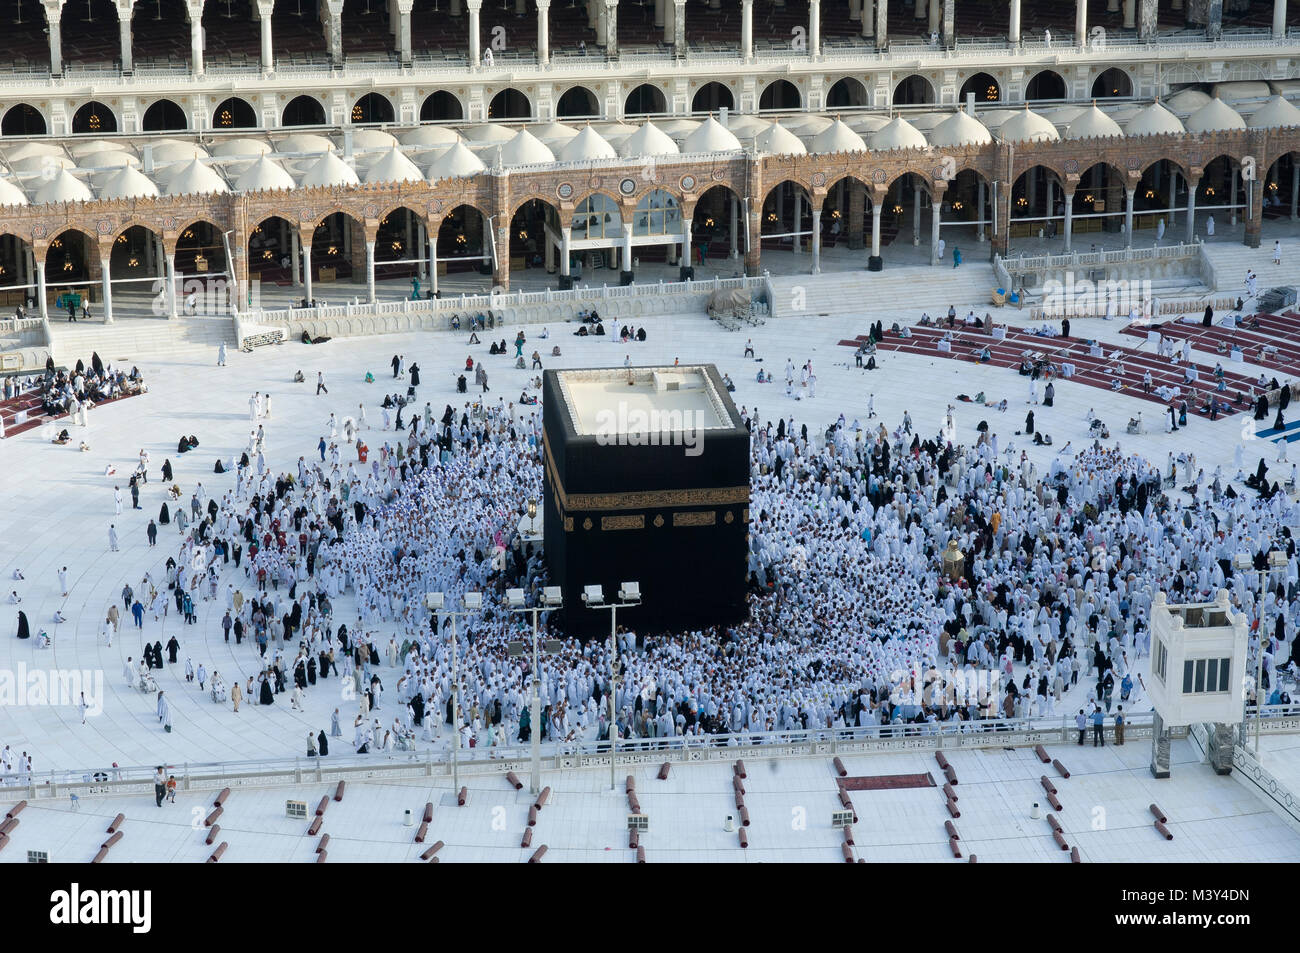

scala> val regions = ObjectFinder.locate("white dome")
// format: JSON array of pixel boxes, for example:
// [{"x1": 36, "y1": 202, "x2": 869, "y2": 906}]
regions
[
  {"x1": 1125, "y1": 101, "x2": 1185, "y2": 136},
  {"x1": 1166, "y1": 89, "x2": 1213, "y2": 112},
  {"x1": 754, "y1": 121, "x2": 807, "y2": 156},
  {"x1": 163, "y1": 159, "x2": 230, "y2": 195},
  {"x1": 725, "y1": 115, "x2": 771, "y2": 138},
  {"x1": 618, "y1": 121, "x2": 680, "y2": 158},
  {"x1": 11, "y1": 154, "x2": 74, "y2": 173},
  {"x1": 592, "y1": 121, "x2": 639, "y2": 140},
  {"x1": 80, "y1": 150, "x2": 139, "y2": 170},
  {"x1": 3, "y1": 142, "x2": 66, "y2": 162},
  {"x1": 463, "y1": 123, "x2": 516, "y2": 143},
  {"x1": 1064, "y1": 105, "x2": 1124, "y2": 139},
  {"x1": 69, "y1": 139, "x2": 130, "y2": 159},
  {"x1": 275, "y1": 133, "x2": 334, "y2": 155},
  {"x1": 399, "y1": 126, "x2": 463, "y2": 147},
  {"x1": 1212, "y1": 81, "x2": 1273, "y2": 103},
  {"x1": 98, "y1": 165, "x2": 159, "y2": 200},
  {"x1": 148, "y1": 141, "x2": 210, "y2": 162},
  {"x1": 997, "y1": 106, "x2": 1060, "y2": 143},
  {"x1": 530, "y1": 121, "x2": 579, "y2": 143},
  {"x1": 211, "y1": 138, "x2": 273, "y2": 158},
  {"x1": 364, "y1": 146, "x2": 425, "y2": 185},
  {"x1": 300, "y1": 151, "x2": 361, "y2": 187},
  {"x1": 34, "y1": 169, "x2": 92, "y2": 204},
  {"x1": 559, "y1": 126, "x2": 617, "y2": 161},
  {"x1": 810, "y1": 118, "x2": 867, "y2": 154},
  {"x1": 1248, "y1": 95, "x2": 1300, "y2": 129},
  {"x1": 349, "y1": 129, "x2": 399, "y2": 150},
  {"x1": 426, "y1": 141, "x2": 486, "y2": 179},
  {"x1": 656, "y1": 118, "x2": 701, "y2": 136},
  {"x1": 0, "y1": 178, "x2": 28, "y2": 207},
  {"x1": 498, "y1": 128, "x2": 555, "y2": 166},
  {"x1": 1185, "y1": 97, "x2": 1246, "y2": 133},
  {"x1": 868, "y1": 116, "x2": 927, "y2": 151},
  {"x1": 234, "y1": 156, "x2": 296, "y2": 192},
  {"x1": 928, "y1": 111, "x2": 993, "y2": 147},
  {"x1": 682, "y1": 115, "x2": 742, "y2": 153},
  {"x1": 781, "y1": 114, "x2": 834, "y2": 135}
]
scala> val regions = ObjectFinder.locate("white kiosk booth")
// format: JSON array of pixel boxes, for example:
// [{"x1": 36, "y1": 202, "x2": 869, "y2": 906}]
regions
[{"x1": 1146, "y1": 590, "x2": 1248, "y2": 778}]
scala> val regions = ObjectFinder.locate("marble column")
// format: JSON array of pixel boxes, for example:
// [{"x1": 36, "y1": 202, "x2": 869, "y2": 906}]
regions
[
  {"x1": 941, "y1": 0, "x2": 954, "y2": 46},
  {"x1": 621, "y1": 223, "x2": 634, "y2": 281},
  {"x1": 1207, "y1": 0, "x2": 1222, "y2": 38},
  {"x1": 258, "y1": 1, "x2": 274, "y2": 72},
  {"x1": 101, "y1": 259, "x2": 114, "y2": 324},
  {"x1": 913, "y1": 187, "x2": 921, "y2": 245},
  {"x1": 1186, "y1": 180, "x2": 1197, "y2": 242},
  {"x1": 119, "y1": 9, "x2": 134, "y2": 71},
  {"x1": 930, "y1": 201, "x2": 941, "y2": 263},
  {"x1": 1123, "y1": 0, "x2": 1135, "y2": 28},
  {"x1": 44, "y1": 0, "x2": 62, "y2": 73},
  {"x1": 1150, "y1": 711, "x2": 1171, "y2": 778},
  {"x1": 673, "y1": 0, "x2": 685, "y2": 48},
  {"x1": 1063, "y1": 192, "x2": 1074, "y2": 252},
  {"x1": 166, "y1": 255, "x2": 178, "y2": 319},
  {"x1": 1138, "y1": 0, "x2": 1157, "y2": 38},
  {"x1": 1009, "y1": 0, "x2": 1021, "y2": 42},
  {"x1": 468, "y1": 0, "x2": 482, "y2": 65},
  {"x1": 538, "y1": 0, "x2": 551, "y2": 64},
  {"x1": 977, "y1": 180, "x2": 986, "y2": 241},
  {"x1": 189, "y1": 1, "x2": 205, "y2": 75},
  {"x1": 741, "y1": 0, "x2": 753, "y2": 58},
  {"x1": 875, "y1": 0, "x2": 887, "y2": 48},
  {"x1": 1125, "y1": 189, "x2": 1135, "y2": 246},
  {"x1": 809, "y1": 0, "x2": 820, "y2": 56},
  {"x1": 870, "y1": 202, "x2": 882, "y2": 257},
  {"x1": 1075, "y1": 0, "x2": 1087, "y2": 46},
  {"x1": 37, "y1": 259, "x2": 48, "y2": 321},
  {"x1": 1290, "y1": 161, "x2": 1298, "y2": 220},
  {"x1": 1274, "y1": 0, "x2": 1286, "y2": 37},
  {"x1": 605, "y1": 0, "x2": 618, "y2": 55},
  {"x1": 862, "y1": 0, "x2": 872, "y2": 35},
  {"x1": 811, "y1": 208, "x2": 821, "y2": 273}
]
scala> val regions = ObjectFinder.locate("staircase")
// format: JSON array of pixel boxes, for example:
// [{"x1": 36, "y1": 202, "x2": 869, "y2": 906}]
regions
[
  {"x1": 766, "y1": 262, "x2": 998, "y2": 320},
  {"x1": 47, "y1": 317, "x2": 236, "y2": 365},
  {"x1": 1201, "y1": 242, "x2": 1300, "y2": 295}
]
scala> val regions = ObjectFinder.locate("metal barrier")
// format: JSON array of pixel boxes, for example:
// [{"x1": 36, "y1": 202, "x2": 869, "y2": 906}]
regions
[{"x1": 0, "y1": 711, "x2": 1203, "y2": 800}]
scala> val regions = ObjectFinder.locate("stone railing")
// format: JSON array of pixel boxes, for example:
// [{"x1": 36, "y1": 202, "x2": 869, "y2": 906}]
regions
[
  {"x1": 1231, "y1": 742, "x2": 1300, "y2": 831},
  {"x1": 237, "y1": 274, "x2": 766, "y2": 341}
]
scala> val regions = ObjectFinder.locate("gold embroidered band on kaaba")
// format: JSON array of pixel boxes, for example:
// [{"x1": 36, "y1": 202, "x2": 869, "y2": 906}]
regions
[{"x1": 543, "y1": 428, "x2": 750, "y2": 514}]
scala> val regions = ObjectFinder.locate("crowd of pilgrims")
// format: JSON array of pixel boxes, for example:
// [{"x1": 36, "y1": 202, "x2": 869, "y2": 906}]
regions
[
  {"x1": 6, "y1": 356, "x2": 147, "y2": 418},
  {"x1": 133, "y1": 392, "x2": 1300, "y2": 757}
]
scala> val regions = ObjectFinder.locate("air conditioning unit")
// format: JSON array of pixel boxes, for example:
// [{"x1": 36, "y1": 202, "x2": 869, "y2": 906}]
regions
[
  {"x1": 627, "y1": 814, "x2": 649, "y2": 832},
  {"x1": 27, "y1": 849, "x2": 49, "y2": 863},
  {"x1": 831, "y1": 809, "x2": 855, "y2": 829},
  {"x1": 285, "y1": 800, "x2": 308, "y2": 819}
]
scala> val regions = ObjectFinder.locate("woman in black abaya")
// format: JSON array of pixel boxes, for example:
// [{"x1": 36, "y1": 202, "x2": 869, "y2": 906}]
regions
[
  {"x1": 159, "y1": 502, "x2": 170, "y2": 524},
  {"x1": 15, "y1": 610, "x2": 29, "y2": 639},
  {"x1": 259, "y1": 673, "x2": 275, "y2": 705}
]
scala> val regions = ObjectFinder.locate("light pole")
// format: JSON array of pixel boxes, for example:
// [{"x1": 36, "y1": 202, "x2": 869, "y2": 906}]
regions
[
  {"x1": 425, "y1": 590, "x2": 482, "y2": 794},
  {"x1": 1233, "y1": 549, "x2": 1287, "y2": 760},
  {"x1": 505, "y1": 585, "x2": 563, "y2": 795},
  {"x1": 583, "y1": 582, "x2": 641, "y2": 791}
]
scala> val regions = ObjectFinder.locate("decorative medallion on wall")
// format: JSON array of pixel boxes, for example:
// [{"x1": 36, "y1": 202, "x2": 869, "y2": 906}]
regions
[
  {"x1": 582, "y1": 517, "x2": 593, "y2": 531},
  {"x1": 653, "y1": 514, "x2": 665, "y2": 528},
  {"x1": 362, "y1": 203, "x2": 379, "y2": 218},
  {"x1": 680, "y1": 174, "x2": 696, "y2": 192},
  {"x1": 619, "y1": 177, "x2": 637, "y2": 195},
  {"x1": 811, "y1": 171, "x2": 826, "y2": 188},
  {"x1": 428, "y1": 199, "x2": 444, "y2": 215},
  {"x1": 1127, "y1": 157, "x2": 1141, "y2": 171},
  {"x1": 31, "y1": 224, "x2": 46, "y2": 240},
  {"x1": 872, "y1": 169, "x2": 886, "y2": 184},
  {"x1": 711, "y1": 168, "x2": 725, "y2": 181},
  {"x1": 162, "y1": 216, "x2": 177, "y2": 231},
  {"x1": 1187, "y1": 151, "x2": 1201, "y2": 167},
  {"x1": 1063, "y1": 159, "x2": 1079, "y2": 174},
  {"x1": 724, "y1": 510, "x2": 735, "y2": 524},
  {"x1": 96, "y1": 220, "x2": 113, "y2": 235},
  {"x1": 298, "y1": 208, "x2": 315, "y2": 223},
  {"x1": 529, "y1": 181, "x2": 540, "y2": 193},
  {"x1": 589, "y1": 176, "x2": 603, "y2": 190},
  {"x1": 556, "y1": 182, "x2": 574, "y2": 200}
]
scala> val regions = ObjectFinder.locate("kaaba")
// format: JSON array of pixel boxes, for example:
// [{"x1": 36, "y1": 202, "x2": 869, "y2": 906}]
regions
[{"x1": 542, "y1": 365, "x2": 750, "y2": 638}]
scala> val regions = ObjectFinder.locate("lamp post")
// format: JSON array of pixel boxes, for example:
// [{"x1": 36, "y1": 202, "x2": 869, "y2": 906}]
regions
[
  {"x1": 505, "y1": 585, "x2": 563, "y2": 795},
  {"x1": 583, "y1": 582, "x2": 641, "y2": 791},
  {"x1": 1233, "y1": 548, "x2": 1287, "y2": 759},
  {"x1": 425, "y1": 590, "x2": 482, "y2": 794}
]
